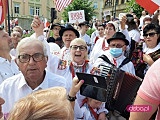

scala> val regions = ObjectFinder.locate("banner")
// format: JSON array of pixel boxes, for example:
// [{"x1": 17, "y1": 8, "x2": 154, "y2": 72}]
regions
[
  {"x1": 68, "y1": 10, "x2": 85, "y2": 23},
  {"x1": 103, "y1": 10, "x2": 111, "y2": 16}
]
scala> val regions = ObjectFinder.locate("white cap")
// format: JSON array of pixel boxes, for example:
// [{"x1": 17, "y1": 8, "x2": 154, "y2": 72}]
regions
[
  {"x1": 144, "y1": 15, "x2": 151, "y2": 19},
  {"x1": 107, "y1": 21, "x2": 119, "y2": 32}
]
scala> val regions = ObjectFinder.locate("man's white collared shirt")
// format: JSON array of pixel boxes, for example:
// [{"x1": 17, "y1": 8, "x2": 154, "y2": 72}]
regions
[{"x1": 0, "y1": 56, "x2": 20, "y2": 84}]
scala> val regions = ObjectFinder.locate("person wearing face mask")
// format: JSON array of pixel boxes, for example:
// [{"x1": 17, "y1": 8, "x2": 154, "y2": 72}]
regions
[{"x1": 93, "y1": 32, "x2": 135, "y2": 75}]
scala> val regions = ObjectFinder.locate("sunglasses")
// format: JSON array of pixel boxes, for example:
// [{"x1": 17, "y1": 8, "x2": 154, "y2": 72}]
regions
[
  {"x1": 43, "y1": 30, "x2": 49, "y2": 32},
  {"x1": 143, "y1": 32, "x2": 157, "y2": 38}
]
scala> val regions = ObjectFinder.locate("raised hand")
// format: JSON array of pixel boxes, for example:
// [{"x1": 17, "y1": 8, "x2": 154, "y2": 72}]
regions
[{"x1": 31, "y1": 15, "x2": 44, "y2": 37}]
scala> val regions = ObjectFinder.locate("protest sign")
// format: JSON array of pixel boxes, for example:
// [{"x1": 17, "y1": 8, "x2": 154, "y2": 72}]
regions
[{"x1": 68, "y1": 10, "x2": 85, "y2": 23}]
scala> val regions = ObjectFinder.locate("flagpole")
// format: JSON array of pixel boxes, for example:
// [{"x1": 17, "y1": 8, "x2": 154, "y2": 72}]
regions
[{"x1": 7, "y1": 0, "x2": 11, "y2": 35}]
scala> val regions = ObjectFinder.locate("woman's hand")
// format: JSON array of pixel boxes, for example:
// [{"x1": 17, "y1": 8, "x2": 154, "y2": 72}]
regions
[
  {"x1": 143, "y1": 54, "x2": 154, "y2": 66},
  {"x1": 69, "y1": 77, "x2": 84, "y2": 97}
]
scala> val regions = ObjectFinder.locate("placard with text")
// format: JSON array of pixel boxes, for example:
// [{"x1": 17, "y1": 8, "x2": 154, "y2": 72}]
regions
[{"x1": 68, "y1": 10, "x2": 85, "y2": 23}]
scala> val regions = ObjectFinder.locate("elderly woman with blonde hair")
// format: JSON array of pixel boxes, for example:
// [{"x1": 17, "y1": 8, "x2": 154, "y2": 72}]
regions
[
  {"x1": 57, "y1": 38, "x2": 90, "y2": 90},
  {"x1": 56, "y1": 38, "x2": 108, "y2": 120}
]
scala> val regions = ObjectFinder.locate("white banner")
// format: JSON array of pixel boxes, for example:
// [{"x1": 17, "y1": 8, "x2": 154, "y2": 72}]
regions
[
  {"x1": 103, "y1": 10, "x2": 111, "y2": 16},
  {"x1": 152, "y1": 0, "x2": 160, "y2": 6},
  {"x1": 68, "y1": 10, "x2": 85, "y2": 23}
]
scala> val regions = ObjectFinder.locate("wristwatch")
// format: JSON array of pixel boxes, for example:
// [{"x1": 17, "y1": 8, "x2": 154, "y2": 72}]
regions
[{"x1": 67, "y1": 94, "x2": 76, "y2": 102}]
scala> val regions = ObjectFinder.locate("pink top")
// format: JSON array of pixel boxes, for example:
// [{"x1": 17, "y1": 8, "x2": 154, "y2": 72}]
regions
[{"x1": 138, "y1": 59, "x2": 160, "y2": 119}]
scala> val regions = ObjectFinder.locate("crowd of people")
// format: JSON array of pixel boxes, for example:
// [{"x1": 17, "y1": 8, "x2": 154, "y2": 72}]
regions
[{"x1": 0, "y1": 8, "x2": 160, "y2": 120}]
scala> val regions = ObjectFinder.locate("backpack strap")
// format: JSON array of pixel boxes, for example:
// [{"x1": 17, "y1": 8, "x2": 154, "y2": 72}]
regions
[
  {"x1": 118, "y1": 58, "x2": 130, "y2": 69},
  {"x1": 98, "y1": 54, "x2": 115, "y2": 67}
]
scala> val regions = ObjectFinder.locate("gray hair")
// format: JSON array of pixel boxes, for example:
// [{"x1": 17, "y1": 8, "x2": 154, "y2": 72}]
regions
[{"x1": 16, "y1": 37, "x2": 48, "y2": 57}]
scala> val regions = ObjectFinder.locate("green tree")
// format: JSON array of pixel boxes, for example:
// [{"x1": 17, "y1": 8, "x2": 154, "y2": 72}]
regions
[
  {"x1": 62, "y1": 0, "x2": 96, "y2": 22},
  {"x1": 125, "y1": 0, "x2": 144, "y2": 18}
]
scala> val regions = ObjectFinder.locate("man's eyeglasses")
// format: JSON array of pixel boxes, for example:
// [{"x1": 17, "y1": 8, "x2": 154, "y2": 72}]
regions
[
  {"x1": 18, "y1": 53, "x2": 45, "y2": 63},
  {"x1": 70, "y1": 45, "x2": 87, "y2": 51},
  {"x1": 43, "y1": 30, "x2": 49, "y2": 32},
  {"x1": 109, "y1": 44, "x2": 125, "y2": 48},
  {"x1": 143, "y1": 32, "x2": 157, "y2": 38},
  {"x1": 53, "y1": 28, "x2": 61, "y2": 31}
]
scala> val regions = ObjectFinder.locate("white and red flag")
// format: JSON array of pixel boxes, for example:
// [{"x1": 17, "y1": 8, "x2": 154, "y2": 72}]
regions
[
  {"x1": 44, "y1": 18, "x2": 50, "y2": 28},
  {"x1": 0, "y1": 0, "x2": 8, "y2": 25},
  {"x1": 55, "y1": 0, "x2": 72, "y2": 11}
]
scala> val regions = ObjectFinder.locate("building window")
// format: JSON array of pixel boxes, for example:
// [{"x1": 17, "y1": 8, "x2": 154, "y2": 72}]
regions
[
  {"x1": 14, "y1": 3, "x2": 20, "y2": 14},
  {"x1": 35, "y1": 7, "x2": 40, "y2": 15},
  {"x1": 105, "y1": 0, "x2": 112, "y2": 6},
  {"x1": 93, "y1": 2, "x2": 98, "y2": 9},
  {"x1": 30, "y1": 6, "x2": 34, "y2": 15}
]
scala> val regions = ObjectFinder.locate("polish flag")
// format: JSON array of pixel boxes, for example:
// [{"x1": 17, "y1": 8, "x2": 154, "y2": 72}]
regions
[
  {"x1": 44, "y1": 18, "x2": 50, "y2": 28},
  {"x1": 0, "y1": 0, "x2": 8, "y2": 25}
]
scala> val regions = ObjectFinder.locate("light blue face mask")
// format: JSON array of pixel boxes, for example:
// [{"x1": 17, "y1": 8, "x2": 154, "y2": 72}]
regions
[{"x1": 109, "y1": 48, "x2": 123, "y2": 58}]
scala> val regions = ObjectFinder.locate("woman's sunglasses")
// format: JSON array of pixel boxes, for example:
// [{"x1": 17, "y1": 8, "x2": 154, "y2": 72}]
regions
[{"x1": 143, "y1": 32, "x2": 157, "y2": 38}]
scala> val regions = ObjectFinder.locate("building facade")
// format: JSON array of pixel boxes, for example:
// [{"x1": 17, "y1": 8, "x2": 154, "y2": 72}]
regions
[
  {"x1": 103, "y1": 0, "x2": 129, "y2": 20},
  {"x1": 90, "y1": 0, "x2": 104, "y2": 20},
  {"x1": 89, "y1": 0, "x2": 129, "y2": 21},
  {"x1": 8, "y1": 0, "x2": 130, "y2": 30},
  {"x1": 8, "y1": 0, "x2": 54, "y2": 30}
]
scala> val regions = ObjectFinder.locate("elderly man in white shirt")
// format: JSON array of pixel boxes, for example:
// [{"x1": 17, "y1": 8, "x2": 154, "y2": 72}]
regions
[
  {"x1": 3, "y1": 16, "x2": 83, "y2": 119},
  {"x1": 0, "y1": 38, "x2": 69, "y2": 119}
]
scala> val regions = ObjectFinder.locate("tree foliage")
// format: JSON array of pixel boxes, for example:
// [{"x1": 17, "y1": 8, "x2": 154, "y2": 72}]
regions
[
  {"x1": 125, "y1": 0, "x2": 144, "y2": 18},
  {"x1": 62, "y1": 0, "x2": 96, "y2": 22}
]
